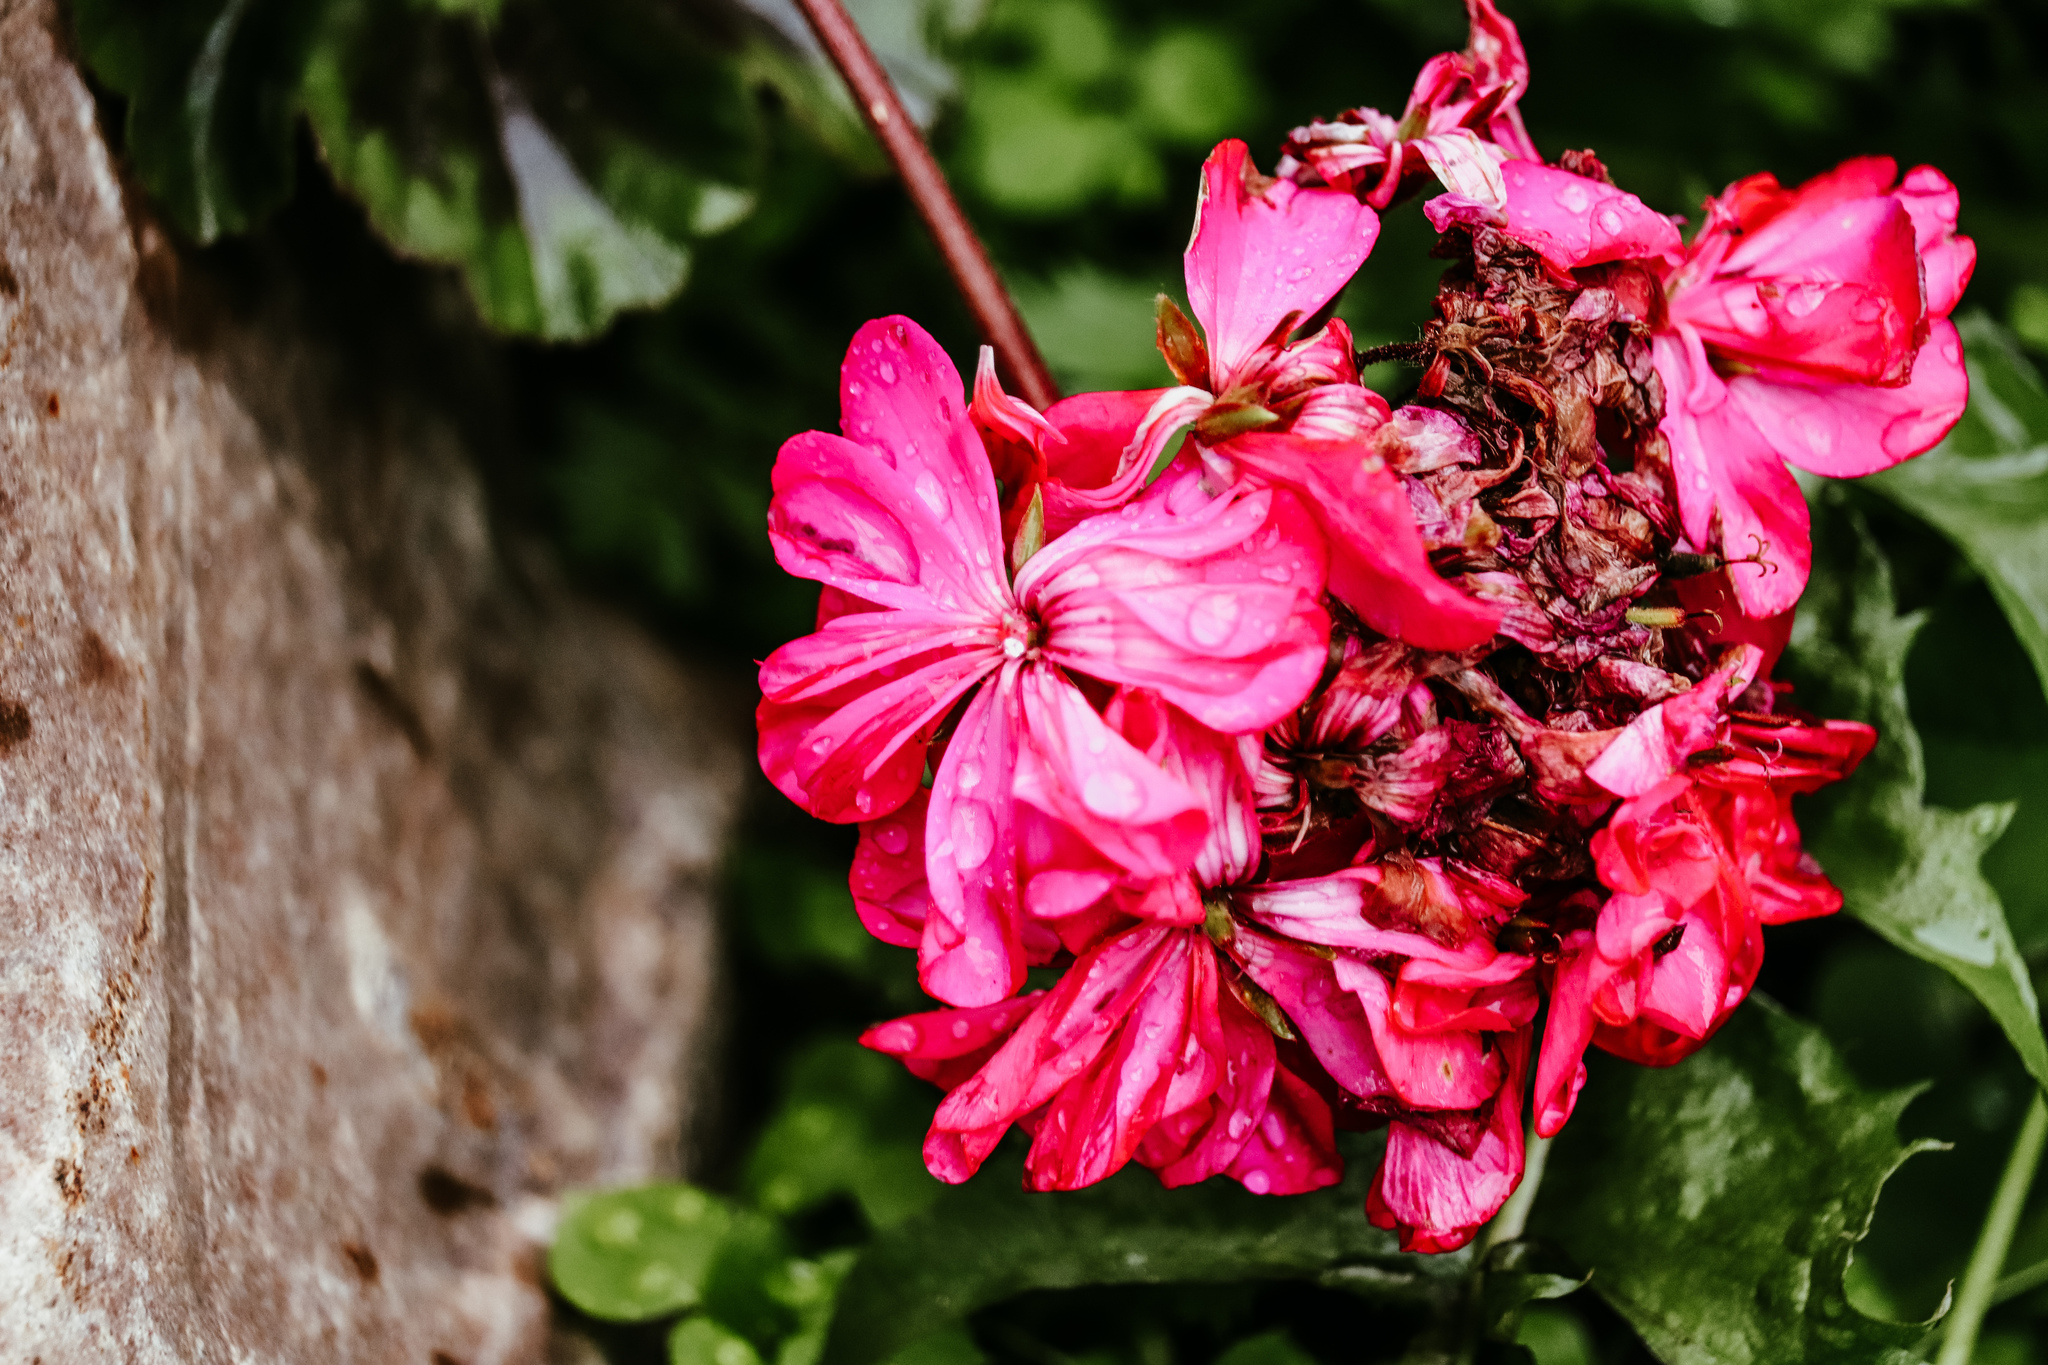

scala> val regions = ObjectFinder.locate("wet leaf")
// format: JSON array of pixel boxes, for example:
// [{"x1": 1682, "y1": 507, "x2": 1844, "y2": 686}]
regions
[
  {"x1": 1783, "y1": 491, "x2": 2048, "y2": 1091},
  {"x1": 672, "y1": 1317, "x2": 768, "y2": 1365},
  {"x1": 550, "y1": 1183, "x2": 737, "y2": 1322},
  {"x1": 820, "y1": 1133, "x2": 1469, "y2": 1365},
  {"x1": 71, "y1": 0, "x2": 330, "y2": 241},
  {"x1": 744, "y1": 1041, "x2": 940, "y2": 1231},
  {"x1": 1870, "y1": 315, "x2": 2048, "y2": 703},
  {"x1": 301, "y1": 0, "x2": 772, "y2": 339},
  {"x1": 1531, "y1": 1000, "x2": 1941, "y2": 1365}
]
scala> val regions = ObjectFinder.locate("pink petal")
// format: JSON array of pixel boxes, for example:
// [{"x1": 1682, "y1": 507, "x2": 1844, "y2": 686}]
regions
[
  {"x1": 1425, "y1": 161, "x2": 1682, "y2": 272},
  {"x1": 1727, "y1": 319, "x2": 1970, "y2": 478},
  {"x1": 1025, "y1": 470, "x2": 1331, "y2": 733},
  {"x1": 1462, "y1": 0, "x2": 1539, "y2": 159},
  {"x1": 1654, "y1": 329, "x2": 1814, "y2": 617},
  {"x1": 853, "y1": 786, "x2": 931, "y2": 948},
  {"x1": 1897, "y1": 165, "x2": 1975, "y2": 317},
  {"x1": 1368, "y1": 1028, "x2": 1529, "y2": 1252},
  {"x1": 1012, "y1": 667, "x2": 1210, "y2": 882},
  {"x1": 1534, "y1": 935, "x2": 1597, "y2": 1138},
  {"x1": 840, "y1": 315, "x2": 1005, "y2": 568},
  {"x1": 1331, "y1": 956, "x2": 1503, "y2": 1110},
  {"x1": 1584, "y1": 645, "x2": 1762, "y2": 798},
  {"x1": 1146, "y1": 984, "x2": 1278, "y2": 1187},
  {"x1": 1636, "y1": 913, "x2": 1728, "y2": 1039},
  {"x1": 769, "y1": 429, "x2": 1009, "y2": 617},
  {"x1": 1185, "y1": 140, "x2": 1381, "y2": 385},
  {"x1": 1040, "y1": 388, "x2": 1171, "y2": 489},
  {"x1": 1675, "y1": 197, "x2": 1922, "y2": 385},
  {"x1": 861, "y1": 992, "x2": 1044, "y2": 1090},
  {"x1": 1223, "y1": 1064, "x2": 1343, "y2": 1195},
  {"x1": 920, "y1": 669, "x2": 1026, "y2": 1007},
  {"x1": 1107, "y1": 688, "x2": 1265, "y2": 890},
  {"x1": 1026, "y1": 936, "x2": 1205, "y2": 1190},
  {"x1": 757, "y1": 618, "x2": 994, "y2": 822},
  {"x1": 1042, "y1": 387, "x2": 1213, "y2": 537},
  {"x1": 1413, "y1": 129, "x2": 1507, "y2": 209},
  {"x1": 1222, "y1": 433, "x2": 1501, "y2": 652},
  {"x1": 1228, "y1": 925, "x2": 1395, "y2": 1101}
]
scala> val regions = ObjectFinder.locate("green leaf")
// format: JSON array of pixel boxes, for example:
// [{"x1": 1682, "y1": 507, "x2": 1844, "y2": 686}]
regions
[
  {"x1": 301, "y1": 0, "x2": 770, "y2": 339},
  {"x1": 71, "y1": 0, "x2": 330, "y2": 240},
  {"x1": 703, "y1": 1209, "x2": 802, "y2": 1348},
  {"x1": 820, "y1": 1134, "x2": 1469, "y2": 1365},
  {"x1": 744, "y1": 1041, "x2": 939, "y2": 1231},
  {"x1": 1531, "y1": 1000, "x2": 1941, "y2": 1365},
  {"x1": 1474, "y1": 1242, "x2": 1588, "y2": 1344},
  {"x1": 1783, "y1": 491, "x2": 2048, "y2": 1092},
  {"x1": 1869, "y1": 315, "x2": 2048, "y2": 704},
  {"x1": 549, "y1": 1183, "x2": 737, "y2": 1322},
  {"x1": 673, "y1": 1318, "x2": 768, "y2": 1365}
]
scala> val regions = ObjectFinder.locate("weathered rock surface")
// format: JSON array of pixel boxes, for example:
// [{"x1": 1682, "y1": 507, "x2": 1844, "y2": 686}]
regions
[{"x1": 0, "y1": 2, "x2": 745, "y2": 1359}]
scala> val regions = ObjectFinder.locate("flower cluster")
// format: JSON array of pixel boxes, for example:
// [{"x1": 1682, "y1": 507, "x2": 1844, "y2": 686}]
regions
[{"x1": 756, "y1": 0, "x2": 1968, "y2": 1250}]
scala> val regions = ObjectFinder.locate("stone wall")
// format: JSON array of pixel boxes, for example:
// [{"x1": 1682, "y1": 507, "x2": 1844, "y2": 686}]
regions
[{"x1": 0, "y1": 3, "x2": 744, "y2": 1359}]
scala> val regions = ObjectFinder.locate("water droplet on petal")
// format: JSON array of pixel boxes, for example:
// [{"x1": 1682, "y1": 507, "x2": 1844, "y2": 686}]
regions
[
  {"x1": 1596, "y1": 207, "x2": 1623, "y2": 235},
  {"x1": 875, "y1": 821, "x2": 910, "y2": 855},
  {"x1": 1241, "y1": 1169, "x2": 1271, "y2": 1194},
  {"x1": 947, "y1": 799, "x2": 996, "y2": 867},
  {"x1": 878, "y1": 360, "x2": 898, "y2": 384},
  {"x1": 1557, "y1": 182, "x2": 1591, "y2": 214},
  {"x1": 1082, "y1": 769, "x2": 1144, "y2": 819},
  {"x1": 1187, "y1": 591, "x2": 1243, "y2": 647}
]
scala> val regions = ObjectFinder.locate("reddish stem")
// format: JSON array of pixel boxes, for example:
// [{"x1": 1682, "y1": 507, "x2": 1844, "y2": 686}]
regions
[{"x1": 792, "y1": 0, "x2": 1060, "y2": 411}]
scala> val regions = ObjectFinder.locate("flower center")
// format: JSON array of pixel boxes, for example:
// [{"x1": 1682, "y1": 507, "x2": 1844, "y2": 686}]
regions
[{"x1": 999, "y1": 612, "x2": 1044, "y2": 661}]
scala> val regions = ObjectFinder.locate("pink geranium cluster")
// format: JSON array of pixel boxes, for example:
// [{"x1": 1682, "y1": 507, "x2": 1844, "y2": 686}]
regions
[{"x1": 756, "y1": 0, "x2": 1968, "y2": 1251}]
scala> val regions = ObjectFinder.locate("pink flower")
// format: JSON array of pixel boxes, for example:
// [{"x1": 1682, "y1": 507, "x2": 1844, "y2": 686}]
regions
[
  {"x1": 1656, "y1": 158, "x2": 1975, "y2": 615},
  {"x1": 1018, "y1": 140, "x2": 1501, "y2": 652},
  {"x1": 1228, "y1": 862, "x2": 1540, "y2": 1248},
  {"x1": 1279, "y1": 0, "x2": 1540, "y2": 210},
  {"x1": 1532, "y1": 711, "x2": 1873, "y2": 1134},
  {"x1": 1422, "y1": 160, "x2": 1683, "y2": 277},
  {"x1": 759, "y1": 316, "x2": 1331, "y2": 1006}
]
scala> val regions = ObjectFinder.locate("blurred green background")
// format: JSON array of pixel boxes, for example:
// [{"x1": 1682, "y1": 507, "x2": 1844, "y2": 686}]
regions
[{"x1": 95, "y1": 0, "x2": 2048, "y2": 1358}]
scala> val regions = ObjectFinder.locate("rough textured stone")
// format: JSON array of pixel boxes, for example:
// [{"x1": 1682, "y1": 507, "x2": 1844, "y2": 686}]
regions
[{"x1": 0, "y1": 2, "x2": 745, "y2": 1359}]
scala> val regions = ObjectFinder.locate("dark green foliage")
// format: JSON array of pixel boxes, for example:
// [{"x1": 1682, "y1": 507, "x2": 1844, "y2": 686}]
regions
[
  {"x1": 1784, "y1": 488, "x2": 2048, "y2": 1091},
  {"x1": 1534, "y1": 1002, "x2": 1940, "y2": 1365},
  {"x1": 71, "y1": 0, "x2": 330, "y2": 240},
  {"x1": 821, "y1": 1133, "x2": 1467, "y2": 1365}
]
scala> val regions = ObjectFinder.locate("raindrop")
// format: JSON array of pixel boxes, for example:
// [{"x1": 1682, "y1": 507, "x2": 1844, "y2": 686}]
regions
[
  {"x1": 1596, "y1": 207, "x2": 1624, "y2": 235},
  {"x1": 947, "y1": 799, "x2": 997, "y2": 867},
  {"x1": 1557, "y1": 182, "x2": 1591, "y2": 214},
  {"x1": 1187, "y1": 592, "x2": 1243, "y2": 647},
  {"x1": 875, "y1": 822, "x2": 911, "y2": 855},
  {"x1": 878, "y1": 360, "x2": 898, "y2": 384},
  {"x1": 1240, "y1": 1169, "x2": 1272, "y2": 1194},
  {"x1": 1082, "y1": 769, "x2": 1145, "y2": 818}
]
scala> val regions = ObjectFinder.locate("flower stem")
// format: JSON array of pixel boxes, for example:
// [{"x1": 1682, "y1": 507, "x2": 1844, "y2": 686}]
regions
[
  {"x1": 1484, "y1": 1130, "x2": 1553, "y2": 1251},
  {"x1": 1937, "y1": 1089, "x2": 2048, "y2": 1365},
  {"x1": 790, "y1": 0, "x2": 1060, "y2": 411}
]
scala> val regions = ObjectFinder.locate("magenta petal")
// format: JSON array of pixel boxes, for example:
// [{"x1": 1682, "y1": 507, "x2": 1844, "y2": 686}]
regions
[
  {"x1": 1185, "y1": 140, "x2": 1381, "y2": 385},
  {"x1": 770, "y1": 429, "x2": 1009, "y2": 618},
  {"x1": 1533, "y1": 936, "x2": 1597, "y2": 1138},
  {"x1": 854, "y1": 786, "x2": 932, "y2": 948},
  {"x1": 1637, "y1": 913, "x2": 1728, "y2": 1039},
  {"x1": 1585, "y1": 645, "x2": 1762, "y2": 798},
  {"x1": 1426, "y1": 161, "x2": 1682, "y2": 272},
  {"x1": 1728, "y1": 319, "x2": 1970, "y2": 479},
  {"x1": 1332, "y1": 956, "x2": 1502, "y2": 1110},
  {"x1": 1229, "y1": 925, "x2": 1394, "y2": 1101},
  {"x1": 1223, "y1": 1064, "x2": 1343, "y2": 1195},
  {"x1": 1368, "y1": 1029, "x2": 1529, "y2": 1252},
  {"x1": 840, "y1": 316, "x2": 1005, "y2": 563},
  {"x1": 920, "y1": 669, "x2": 1026, "y2": 1007},
  {"x1": 1654, "y1": 329, "x2": 1814, "y2": 617},
  {"x1": 1897, "y1": 165, "x2": 1974, "y2": 317},
  {"x1": 1026, "y1": 935, "x2": 1201, "y2": 1190},
  {"x1": 1150, "y1": 985, "x2": 1278, "y2": 1188},
  {"x1": 1012, "y1": 667, "x2": 1209, "y2": 881},
  {"x1": 1026, "y1": 470, "x2": 1331, "y2": 733},
  {"x1": 1223, "y1": 433, "x2": 1501, "y2": 652},
  {"x1": 757, "y1": 617, "x2": 994, "y2": 822}
]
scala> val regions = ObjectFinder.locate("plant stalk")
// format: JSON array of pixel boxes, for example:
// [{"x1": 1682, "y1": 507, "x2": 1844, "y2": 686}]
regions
[
  {"x1": 1937, "y1": 1089, "x2": 2048, "y2": 1365},
  {"x1": 791, "y1": 0, "x2": 1060, "y2": 411}
]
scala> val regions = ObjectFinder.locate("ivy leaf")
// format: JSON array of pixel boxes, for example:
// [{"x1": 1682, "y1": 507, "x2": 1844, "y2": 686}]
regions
[
  {"x1": 820, "y1": 1134, "x2": 1469, "y2": 1365},
  {"x1": 1782, "y1": 490, "x2": 2048, "y2": 1091},
  {"x1": 301, "y1": 0, "x2": 774, "y2": 339},
  {"x1": 1530, "y1": 1000, "x2": 1941, "y2": 1365},
  {"x1": 71, "y1": 0, "x2": 330, "y2": 240},
  {"x1": 550, "y1": 1183, "x2": 737, "y2": 1322},
  {"x1": 1869, "y1": 316, "x2": 2048, "y2": 706}
]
